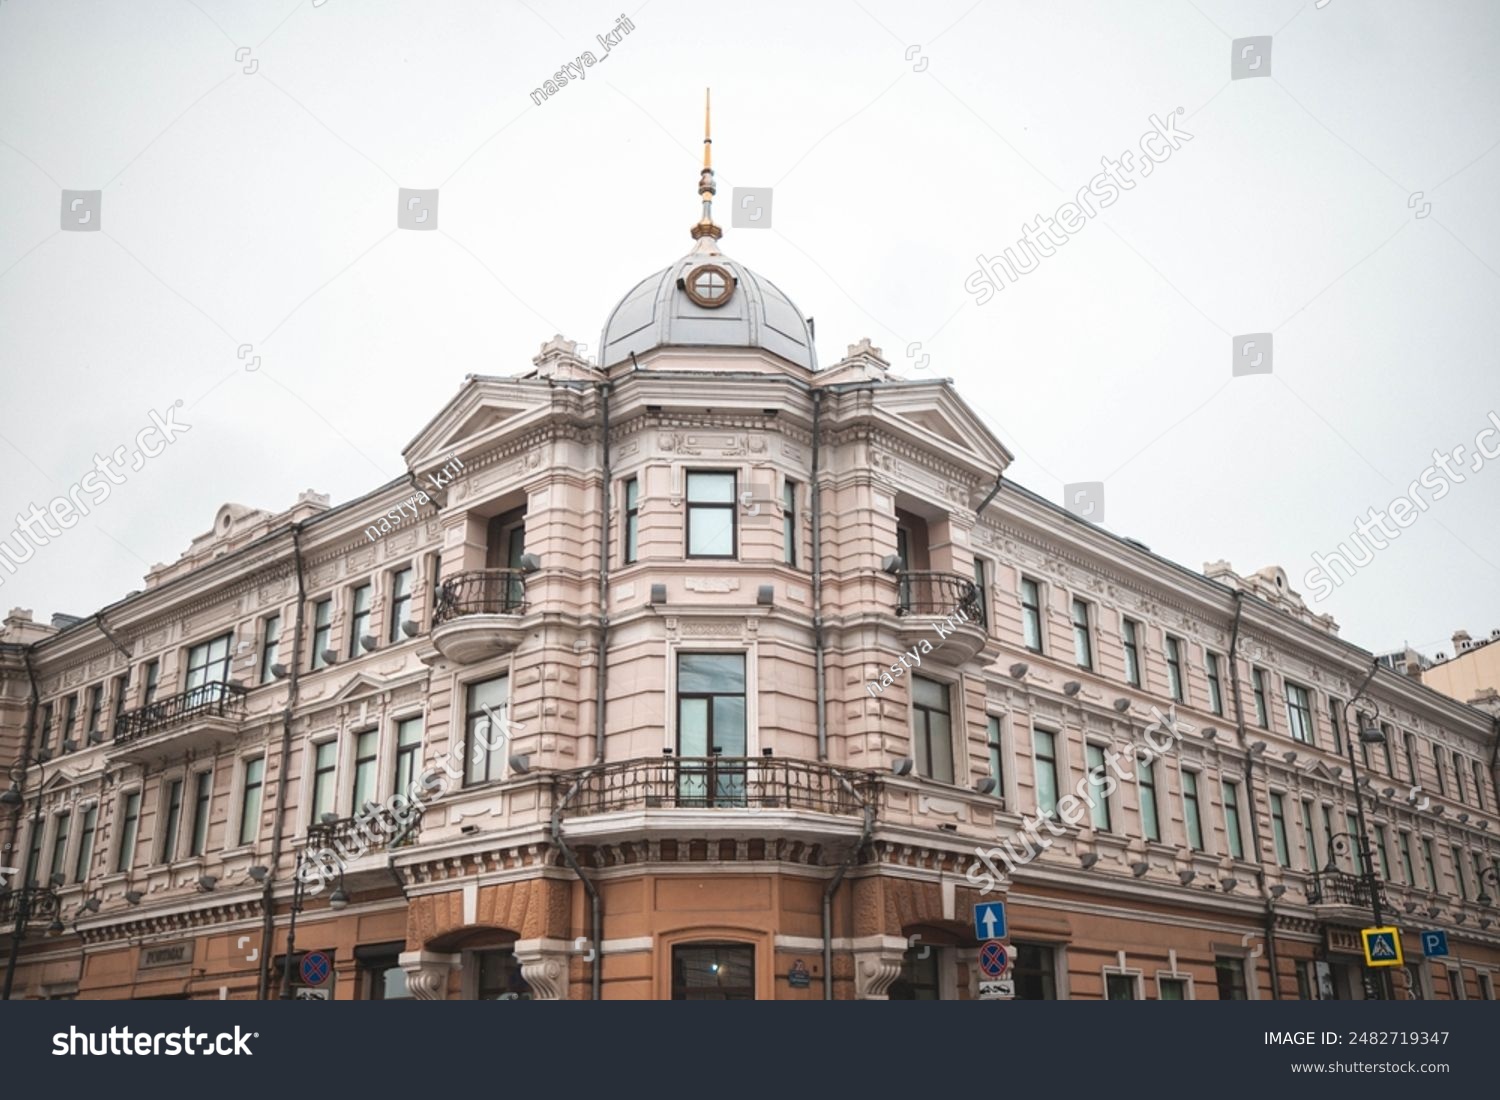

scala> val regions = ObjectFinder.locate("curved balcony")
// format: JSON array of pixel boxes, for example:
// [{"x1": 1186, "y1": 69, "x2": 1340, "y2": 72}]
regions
[
  {"x1": 431, "y1": 568, "x2": 529, "y2": 664},
  {"x1": 891, "y1": 571, "x2": 988, "y2": 662},
  {"x1": 107, "y1": 681, "x2": 247, "y2": 763}
]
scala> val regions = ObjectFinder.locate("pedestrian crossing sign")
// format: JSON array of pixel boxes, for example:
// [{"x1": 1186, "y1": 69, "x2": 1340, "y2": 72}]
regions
[{"x1": 1360, "y1": 926, "x2": 1404, "y2": 968}]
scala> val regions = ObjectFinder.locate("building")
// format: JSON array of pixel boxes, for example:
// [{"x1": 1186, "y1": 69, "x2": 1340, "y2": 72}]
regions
[
  {"x1": 3, "y1": 123, "x2": 1499, "y2": 1002},
  {"x1": 1419, "y1": 629, "x2": 1500, "y2": 715}
]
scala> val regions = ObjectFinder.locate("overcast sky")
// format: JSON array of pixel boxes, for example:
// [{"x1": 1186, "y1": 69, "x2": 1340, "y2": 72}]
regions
[{"x1": 1, "y1": 0, "x2": 1497, "y2": 659}]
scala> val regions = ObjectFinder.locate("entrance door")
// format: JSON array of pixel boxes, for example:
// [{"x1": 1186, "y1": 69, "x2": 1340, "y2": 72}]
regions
[
  {"x1": 485, "y1": 512, "x2": 526, "y2": 611},
  {"x1": 671, "y1": 943, "x2": 755, "y2": 1000}
]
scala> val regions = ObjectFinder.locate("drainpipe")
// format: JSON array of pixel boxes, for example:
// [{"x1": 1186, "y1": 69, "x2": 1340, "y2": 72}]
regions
[
  {"x1": 93, "y1": 613, "x2": 132, "y2": 660},
  {"x1": 1226, "y1": 591, "x2": 1280, "y2": 998},
  {"x1": 811, "y1": 389, "x2": 826, "y2": 761},
  {"x1": 974, "y1": 470, "x2": 1005, "y2": 517},
  {"x1": 257, "y1": 523, "x2": 306, "y2": 999},
  {"x1": 3, "y1": 647, "x2": 41, "y2": 876},
  {"x1": 596, "y1": 377, "x2": 613, "y2": 765},
  {"x1": 822, "y1": 770, "x2": 874, "y2": 1000},
  {"x1": 551, "y1": 773, "x2": 601, "y2": 1000}
]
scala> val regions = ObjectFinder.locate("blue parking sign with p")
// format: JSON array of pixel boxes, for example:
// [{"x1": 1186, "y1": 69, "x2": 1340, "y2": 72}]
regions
[{"x1": 1421, "y1": 930, "x2": 1449, "y2": 958}]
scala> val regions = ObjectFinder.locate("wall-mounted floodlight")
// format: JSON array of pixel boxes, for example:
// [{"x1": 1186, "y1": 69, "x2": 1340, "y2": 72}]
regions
[
  {"x1": 1079, "y1": 853, "x2": 1100, "y2": 870},
  {"x1": 320, "y1": 648, "x2": 339, "y2": 666},
  {"x1": 1008, "y1": 663, "x2": 1029, "y2": 680},
  {"x1": 1249, "y1": 742, "x2": 1266, "y2": 755},
  {"x1": 1282, "y1": 751, "x2": 1297, "y2": 764},
  {"x1": 891, "y1": 757, "x2": 915, "y2": 776},
  {"x1": 329, "y1": 888, "x2": 350, "y2": 911},
  {"x1": 1113, "y1": 698, "x2": 1131, "y2": 713},
  {"x1": 360, "y1": 634, "x2": 379, "y2": 652},
  {"x1": 401, "y1": 620, "x2": 420, "y2": 638},
  {"x1": 124, "y1": 891, "x2": 143, "y2": 905},
  {"x1": 271, "y1": 663, "x2": 289, "y2": 679},
  {"x1": 197, "y1": 876, "x2": 217, "y2": 892},
  {"x1": 974, "y1": 778, "x2": 997, "y2": 795},
  {"x1": 1062, "y1": 681, "x2": 1081, "y2": 696},
  {"x1": 518, "y1": 553, "x2": 542, "y2": 574},
  {"x1": 1201, "y1": 728, "x2": 1218, "y2": 741},
  {"x1": 1221, "y1": 877, "x2": 1240, "y2": 893},
  {"x1": 1269, "y1": 885, "x2": 1287, "y2": 899},
  {"x1": 650, "y1": 583, "x2": 667, "y2": 604},
  {"x1": 1177, "y1": 869, "x2": 1197, "y2": 886},
  {"x1": 508, "y1": 755, "x2": 532, "y2": 775},
  {"x1": 1131, "y1": 862, "x2": 1151, "y2": 878},
  {"x1": 247, "y1": 866, "x2": 269, "y2": 883},
  {"x1": 756, "y1": 585, "x2": 775, "y2": 606},
  {"x1": 880, "y1": 554, "x2": 904, "y2": 575}
]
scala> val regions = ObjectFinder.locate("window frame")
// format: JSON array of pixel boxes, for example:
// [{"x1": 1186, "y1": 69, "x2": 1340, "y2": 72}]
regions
[
  {"x1": 310, "y1": 597, "x2": 333, "y2": 670},
  {"x1": 1164, "y1": 635, "x2": 1185, "y2": 703},
  {"x1": 1137, "y1": 754, "x2": 1161, "y2": 842},
  {"x1": 159, "y1": 777, "x2": 184, "y2": 864},
  {"x1": 116, "y1": 790, "x2": 141, "y2": 873},
  {"x1": 1204, "y1": 652, "x2": 1224, "y2": 716},
  {"x1": 1269, "y1": 791, "x2": 1290, "y2": 867},
  {"x1": 910, "y1": 675, "x2": 956, "y2": 784},
  {"x1": 237, "y1": 756, "x2": 265, "y2": 848},
  {"x1": 1019, "y1": 576, "x2": 1043, "y2": 654},
  {"x1": 783, "y1": 479, "x2": 798, "y2": 567},
  {"x1": 1071, "y1": 597, "x2": 1094, "y2": 671},
  {"x1": 189, "y1": 769, "x2": 213, "y2": 857},
  {"x1": 1084, "y1": 742, "x2": 1112, "y2": 831},
  {"x1": 464, "y1": 674, "x2": 512, "y2": 787},
  {"x1": 1284, "y1": 680, "x2": 1314, "y2": 745},
  {"x1": 348, "y1": 582, "x2": 373, "y2": 658},
  {"x1": 623, "y1": 476, "x2": 640, "y2": 564},
  {"x1": 73, "y1": 804, "x2": 98, "y2": 884},
  {"x1": 388, "y1": 567, "x2": 414, "y2": 643},
  {"x1": 1251, "y1": 667, "x2": 1268, "y2": 728},
  {"x1": 1032, "y1": 727, "x2": 1060, "y2": 819},
  {"x1": 684, "y1": 469, "x2": 737, "y2": 560},
  {"x1": 1223, "y1": 778, "x2": 1244, "y2": 859},
  {"x1": 1121, "y1": 617, "x2": 1143, "y2": 687},
  {"x1": 259, "y1": 612, "x2": 282, "y2": 684},
  {"x1": 1181, "y1": 768, "x2": 1204, "y2": 851}
]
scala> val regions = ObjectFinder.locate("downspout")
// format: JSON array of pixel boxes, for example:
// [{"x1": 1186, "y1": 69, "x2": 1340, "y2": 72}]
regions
[
  {"x1": 257, "y1": 523, "x2": 307, "y2": 999},
  {"x1": 552, "y1": 774, "x2": 601, "y2": 1000},
  {"x1": 3, "y1": 647, "x2": 41, "y2": 874},
  {"x1": 93, "y1": 613, "x2": 131, "y2": 660},
  {"x1": 596, "y1": 376, "x2": 613, "y2": 764},
  {"x1": 974, "y1": 470, "x2": 1005, "y2": 517},
  {"x1": 812, "y1": 389, "x2": 826, "y2": 760},
  {"x1": 1226, "y1": 591, "x2": 1280, "y2": 998},
  {"x1": 822, "y1": 770, "x2": 874, "y2": 1000}
]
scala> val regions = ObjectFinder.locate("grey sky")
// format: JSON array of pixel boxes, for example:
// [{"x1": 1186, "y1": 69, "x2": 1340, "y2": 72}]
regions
[{"x1": 1, "y1": 0, "x2": 1496, "y2": 658}]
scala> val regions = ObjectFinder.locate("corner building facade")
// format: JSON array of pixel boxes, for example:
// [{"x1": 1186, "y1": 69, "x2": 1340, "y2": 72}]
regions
[{"x1": 3, "y1": 199, "x2": 1499, "y2": 1003}]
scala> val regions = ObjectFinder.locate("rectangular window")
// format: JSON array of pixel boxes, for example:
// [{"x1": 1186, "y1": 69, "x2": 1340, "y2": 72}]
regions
[
  {"x1": 1270, "y1": 793, "x2": 1290, "y2": 867},
  {"x1": 185, "y1": 632, "x2": 233, "y2": 694},
  {"x1": 349, "y1": 583, "x2": 373, "y2": 657},
  {"x1": 85, "y1": 684, "x2": 104, "y2": 738},
  {"x1": 1085, "y1": 744, "x2": 1111, "y2": 831},
  {"x1": 1251, "y1": 668, "x2": 1268, "y2": 727},
  {"x1": 1182, "y1": 770, "x2": 1204, "y2": 851},
  {"x1": 1374, "y1": 824, "x2": 1391, "y2": 880},
  {"x1": 1422, "y1": 838, "x2": 1438, "y2": 892},
  {"x1": 1138, "y1": 758, "x2": 1161, "y2": 842},
  {"x1": 39, "y1": 702, "x2": 54, "y2": 753},
  {"x1": 143, "y1": 660, "x2": 159, "y2": 705},
  {"x1": 1284, "y1": 682, "x2": 1314, "y2": 745},
  {"x1": 985, "y1": 715, "x2": 1004, "y2": 802},
  {"x1": 1205, "y1": 653, "x2": 1224, "y2": 716},
  {"x1": 260, "y1": 613, "x2": 282, "y2": 683},
  {"x1": 1473, "y1": 760, "x2": 1486, "y2": 812},
  {"x1": 190, "y1": 770, "x2": 213, "y2": 857},
  {"x1": 465, "y1": 675, "x2": 512, "y2": 786},
  {"x1": 116, "y1": 793, "x2": 140, "y2": 872},
  {"x1": 911, "y1": 676, "x2": 955, "y2": 784},
  {"x1": 1071, "y1": 598, "x2": 1093, "y2": 670},
  {"x1": 971, "y1": 558, "x2": 989, "y2": 629},
  {"x1": 1223, "y1": 780, "x2": 1244, "y2": 859},
  {"x1": 1448, "y1": 968, "x2": 1465, "y2": 1000},
  {"x1": 685, "y1": 470, "x2": 736, "y2": 558},
  {"x1": 1378, "y1": 723, "x2": 1394, "y2": 774},
  {"x1": 1020, "y1": 577, "x2": 1043, "y2": 653},
  {"x1": 159, "y1": 779, "x2": 183, "y2": 863},
  {"x1": 238, "y1": 757, "x2": 264, "y2": 846},
  {"x1": 73, "y1": 806, "x2": 97, "y2": 883},
  {"x1": 1032, "y1": 728, "x2": 1059, "y2": 819},
  {"x1": 1158, "y1": 977, "x2": 1188, "y2": 1001},
  {"x1": 1327, "y1": 696, "x2": 1345, "y2": 756},
  {"x1": 1397, "y1": 831, "x2": 1414, "y2": 885},
  {"x1": 1322, "y1": 806, "x2": 1335, "y2": 869},
  {"x1": 1453, "y1": 752, "x2": 1466, "y2": 805},
  {"x1": 1453, "y1": 845, "x2": 1469, "y2": 900},
  {"x1": 623, "y1": 477, "x2": 640, "y2": 564},
  {"x1": 395, "y1": 717, "x2": 423, "y2": 798},
  {"x1": 1012, "y1": 943, "x2": 1057, "y2": 1000},
  {"x1": 1105, "y1": 974, "x2": 1138, "y2": 1000},
  {"x1": 27, "y1": 821, "x2": 42, "y2": 886},
  {"x1": 309, "y1": 741, "x2": 337, "y2": 823},
  {"x1": 783, "y1": 480, "x2": 798, "y2": 567},
  {"x1": 675, "y1": 653, "x2": 749, "y2": 804},
  {"x1": 311, "y1": 598, "x2": 332, "y2": 669},
  {"x1": 62, "y1": 694, "x2": 78, "y2": 744},
  {"x1": 1301, "y1": 799, "x2": 1319, "y2": 870},
  {"x1": 352, "y1": 730, "x2": 379, "y2": 812},
  {"x1": 1347, "y1": 814, "x2": 1365, "y2": 875},
  {"x1": 1165, "y1": 636, "x2": 1185, "y2": 703},
  {"x1": 1472, "y1": 852, "x2": 1487, "y2": 901},
  {"x1": 1432, "y1": 743, "x2": 1446, "y2": 795},
  {"x1": 389, "y1": 568, "x2": 414, "y2": 643},
  {"x1": 49, "y1": 813, "x2": 71, "y2": 880},
  {"x1": 1214, "y1": 957, "x2": 1248, "y2": 1000},
  {"x1": 1403, "y1": 732, "x2": 1418, "y2": 784},
  {"x1": 111, "y1": 674, "x2": 128, "y2": 730},
  {"x1": 1122, "y1": 618, "x2": 1143, "y2": 687}
]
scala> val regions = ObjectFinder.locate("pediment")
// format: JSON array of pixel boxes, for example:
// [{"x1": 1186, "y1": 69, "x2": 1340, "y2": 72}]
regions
[
  {"x1": 868, "y1": 382, "x2": 1014, "y2": 475},
  {"x1": 402, "y1": 376, "x2": 554, "y2": 472}
]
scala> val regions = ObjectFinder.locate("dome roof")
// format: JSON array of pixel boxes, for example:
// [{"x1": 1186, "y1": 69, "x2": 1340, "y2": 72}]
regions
[{"x1": 599, "y1": 235, "x2": 817, "y2": 370}]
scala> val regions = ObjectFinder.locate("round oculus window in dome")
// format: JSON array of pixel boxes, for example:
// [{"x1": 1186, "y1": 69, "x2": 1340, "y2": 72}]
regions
[{"x1": 683, "y1": 263, "x2": 736, "y2": 308}]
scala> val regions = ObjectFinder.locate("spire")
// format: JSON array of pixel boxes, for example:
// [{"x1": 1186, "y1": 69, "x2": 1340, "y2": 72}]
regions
[{"x1": 690, "y1": 88, "x2": 721, "y2": 241}]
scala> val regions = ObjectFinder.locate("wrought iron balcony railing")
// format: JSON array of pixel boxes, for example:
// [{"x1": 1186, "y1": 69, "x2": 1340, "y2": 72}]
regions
[
  {"x1": 305, "y1": 806, "x2": 423, "y2": 855},
  {"x1": 552, "y1": 756, "x2": 881, "y2": 818},
  {"x1": 1306, "y1": 868, "x2": 1388, "y2": 908},
  {"x1": 112, "y1": 680, "x2": 247, "y2": 745},
  {"x1": 434, "y1": 568, "x2": 527, "y2": 624},
  {"x1": 895, "y1": 570, "x2": 983, "y2": 621},
  {"x1": 0, "y1": 883, "x2": 63, "y2": 928}
]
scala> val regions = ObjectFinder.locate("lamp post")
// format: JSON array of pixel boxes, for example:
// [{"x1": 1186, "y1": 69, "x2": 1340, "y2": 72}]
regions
[
  {"x1": 1, "y1": 755, "x2": 64, "y2": 1001},
  {"x1": 278, "y1": 845, "x2": 349, "y2": 999},
  {"x1": 1338, "y1": 690, "x2": 1393, "y2": 1000}
]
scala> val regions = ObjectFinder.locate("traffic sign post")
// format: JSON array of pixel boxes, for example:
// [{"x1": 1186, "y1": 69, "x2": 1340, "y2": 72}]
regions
[{"x1": 973, "y1": 901, "x2": 1006, "y2": 942}]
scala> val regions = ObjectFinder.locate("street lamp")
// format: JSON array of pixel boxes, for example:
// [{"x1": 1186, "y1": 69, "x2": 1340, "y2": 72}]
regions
[
  {"x1": 1339, "y1": 678, "x2": 1394, "y2": 1000},
  {"x1": 2, "y1": 755, "x2": 64, "y2": 1000}
]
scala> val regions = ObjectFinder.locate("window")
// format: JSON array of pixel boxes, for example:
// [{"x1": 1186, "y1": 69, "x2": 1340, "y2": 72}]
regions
[
  {"x1": 1182, "y1": 770, "x2": 1204, "y2": 851},
  {"x1": 260, "y1": 613, "x2": 281, "y2": 683},
  {"x1": 1214, "y1": 956, "x2": 1248, "y2": 1000},
  {"x1": 685, "y1": 470, "x2": 736, "y2": 558},
  {"x1": 1284, "y1": 682, "x2": 1314, "y2": 745},
  {"x1": 310, "y1": 598, "x2": 332, "y2": 670},
  {"x1": 1251, "y1": 668, "x2": 1268, "y2": 727},
  {"x1": 349, "y1": 583, "x2": 373, "y2": 657},
  {"x1": 1453, "y1": 845, "x2": 1469, "y2": 899},
  {"x1": 675, "y1": 652, "x2": 749, "y2": 805},
  {"x1": 1473, "y1": 760, "x2": 1486, "y2": 812},
  {"x1": 783, "y1": 480, "x2": 798, "y2": 567},
  {"x1": 889, "y1": 946, "x2": 941, "y2": 1000},
  {"x1": 1472, "y1": 852, "x2": 1488, "y2": 902},
  {"x1": 363, "y1": 954, "x2": 410, "y2": 1001},
  {"x1": 238, "y1": 757, "x2": 264, "y2": 846},
  {"x1": 1270, "y1": 793, "x2": 1290, "y2": 866},
  {"x1": 475, "y1": 948, "x2": 533, "y2": 1001},
  {"x1": 39, "y1": 702, "x2": 53, "y2": 753},
  {"x1": 671, "y1": 944, "x2": 753, "y2": 1001},
  {"x1": 111, "y1": 674, "x2": 128, "y2": 728},
  {"x1": 309, "y1": 742, "x2": 337, "y2": 823},
  {"x1": 352, "y1": 730, "x2": 379, "y2": 812},
  {"x1": 26, "y1": 822, "x2": 42, "y2": 886},
  {"x1": 1398, "y1": 831, "x2": 1415, "y2": 885},
  {"x1": 1105, "y1": 974, "x2": 1139, "y2": 1000},
  {"x1": 1032, "y1": 728, "x2": 1059, "y2": 819},
  {"x1": 74, "y1": 806, "x2": 97, "y2": 883},
  {"x1": 395, "y1": 717, "x2": 423, "y2": 798},
  {"x1": 116, "y1": 792, "x2": 140, "y2": 872},
  {"x1": 1205, "y1": 653, "x2": 1224, "y2": 716},
  {"x1": 190, "y1": 771, "x2": 213, "y2": 857},
  {"x1": 185, "y1": 632, "x2": 233, "y2": 696},
  {"x1": 1020, "y1": 577, "x2": 1043, "y2": 653},
  {"x1": 1138, "y1": 756, "x2": 1161, "y2": 842},
  {"x1": 1347, "y1": 814, "x2": 1365, "y2": 875},
  {"x1": 1403, "y1": 732, "x2": 1418, "y2": 784},
  {"x1": 911, "y1": 676, "x2": 954, "y2": 784},
  {"x1": 1158, "y1": 977, "x2": 1188, "y2": 1001},
  {"x1": 1300, "y1": 799, "x2": 1319, "y2": 870},
  {"x1": 1453, "y1": 752, "x2": 1466, "y2": 805},
  {"x1": 389, "y1": 568, "x2": 414, "y2": 642},
  {"x1": 1223, "y1": 780, "x2": 1244, "y2": 859},
  {"x1": 1481, "y1": 973, "x2": 1495, "y2": 1001},
  {"x1": 159, "y1": 779, "x2": 183, "y2": 863},
  {"x1": 85, "y1": 684, "x2": 104, "y2": 738},
  {"x1": 1165, "y1": 636, "x2": 1185, "y2": 703},
  {"x1": 1432, "y1": 743, "x2": 1446, "y2": 795},
  {"x1": 1380, "y1": 727, "x2": 1394, "y2": 775},
  {"x1": 985, "y1": 715, "x2": 1004, "y2": 802},
  {"x1": 1374, "y1": 824, "x2": 1391, "y2": 880},
  {"x1": 1071, "y1": 598, "x2": 1093, "y2": 670},
  {"x1": 623, "y1": 477, "x2": 640, "y2": 564},
  {"x1": 465, "y1": 676, "x2": 511, "y2": 786},
  {"x1": 1421, "y1": 838, "x2": 1438, "y2": 892},
  {"x1": 1122, "y1": 618, "x2": 1143, "y2": 687},
  {"x1": 1327, "y1": 697, "x2": 1344, "y2": 756},
  {"x1": 62, "y1": 694, "x2": 78, "y2": 744},
  {"x1": 1322, "y1": 806, "x2": 1335, "y2": 868},
  {"x1": 1447, "y1": 968, "x2": 1465, "y2": 1000},
  {"x1": 49, "y1": 812, "x2": 70, "y2": 881},
  {"x1": 1085, "y1": 744, "x2": 1112, "y2": 831},
  {"x1": 1012, "y1": 943, "x2": 1057, "y2": 1000},
  {"x1": 143, "y1": 660, "x2": 159, "y2": 705}
]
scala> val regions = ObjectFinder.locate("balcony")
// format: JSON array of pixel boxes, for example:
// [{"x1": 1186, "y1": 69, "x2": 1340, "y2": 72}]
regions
[
  {"x1": 430, "y1": 568, "x2": 529, "y2": 664},
  {"x1": 891, "y1": 571, "x2": 987, "y2": 662},
  {"x1": 1306, "y1": 868, "x2": 1388, "y2": 911},
  {"x1": 108, "y1": 681, "x2": 247, "y2": 763},
  {"x1": 303, "y1": 809, "x2": 423, "y2": 888}
]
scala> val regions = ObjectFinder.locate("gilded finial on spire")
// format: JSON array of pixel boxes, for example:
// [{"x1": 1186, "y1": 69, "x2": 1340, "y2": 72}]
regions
[{"x1": 691, "y1": 88, "x2": 722, "y2": 240}]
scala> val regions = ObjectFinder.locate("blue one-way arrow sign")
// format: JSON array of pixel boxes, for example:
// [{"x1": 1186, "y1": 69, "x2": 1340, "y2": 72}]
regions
[{"x1": 973, "y1": 901, "x2": 1007, "y2": 941}]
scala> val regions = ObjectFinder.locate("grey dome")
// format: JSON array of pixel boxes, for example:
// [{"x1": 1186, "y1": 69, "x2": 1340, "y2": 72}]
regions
[{"x1": 599, "y1": 237, "x2": 817, "y2": 370}]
